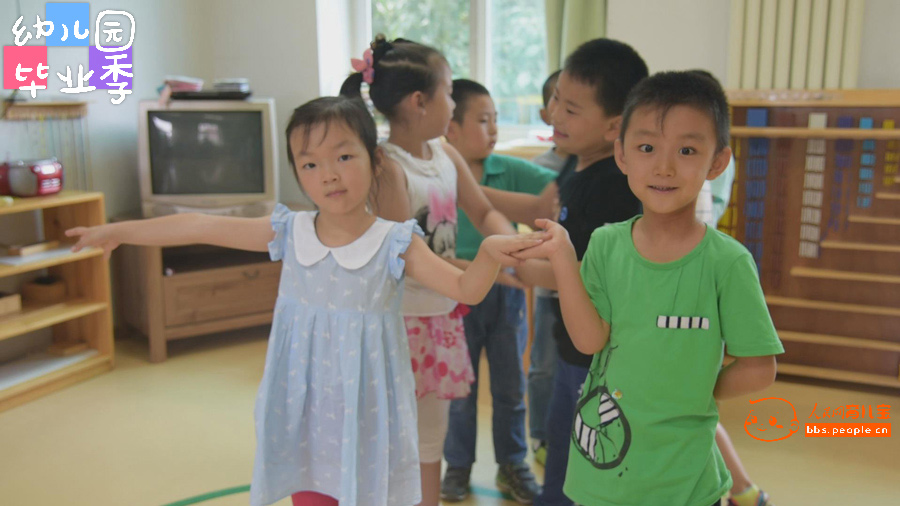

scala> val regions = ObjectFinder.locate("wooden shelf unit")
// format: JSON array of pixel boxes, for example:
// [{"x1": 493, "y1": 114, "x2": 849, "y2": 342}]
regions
[
  {"x1": 116, "y1": 242, "x2": 280, "y2": 362},
  {"x1": 725, "y1": 90, "x2": 900, "y2": 388},
  {"x1": 0, "y1": 191, "x2": 114, "y2": 412}
]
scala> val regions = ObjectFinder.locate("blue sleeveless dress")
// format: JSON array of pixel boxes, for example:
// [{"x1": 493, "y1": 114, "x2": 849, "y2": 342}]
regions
[{"x1": 250, "y1": 205, "x2": 423, "y2": 506}]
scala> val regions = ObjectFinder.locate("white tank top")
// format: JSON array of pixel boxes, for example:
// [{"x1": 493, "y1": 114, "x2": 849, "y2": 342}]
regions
[
  {"x1": 381, "y1": 139, "x2": 459, "y2": 316},
  {"x1": 696, "y1": 180, "x2": 716, "y2": 228}
]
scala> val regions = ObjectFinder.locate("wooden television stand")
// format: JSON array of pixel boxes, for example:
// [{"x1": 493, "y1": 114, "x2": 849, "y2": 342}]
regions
[{"x1": 117, "y1": 242, "x2": 280, "y2": 362}]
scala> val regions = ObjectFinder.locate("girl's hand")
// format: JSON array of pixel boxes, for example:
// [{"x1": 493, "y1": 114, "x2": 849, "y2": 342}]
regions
[
  {"x1": 479, "y1": 232, "x2": 547, "y2": 267},
  {"x1": 511, "y1": 219, "x2": 575, "y2": 263},
  {"x1": 65, "y1": 224, "x2": 121, "y2": 260}
]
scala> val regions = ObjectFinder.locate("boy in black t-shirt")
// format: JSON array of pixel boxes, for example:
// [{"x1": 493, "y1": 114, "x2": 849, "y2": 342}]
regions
[{"x1": 482, "y1": 38, "x2": 647, "y2": 505}]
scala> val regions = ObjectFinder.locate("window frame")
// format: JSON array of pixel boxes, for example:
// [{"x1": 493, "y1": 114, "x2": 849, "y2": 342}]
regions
[
  {"x1": 361, "y1": 0, "x2": 546, "y2": 140},
  {"x1": 362, "y1": 0, "x2": 489, "y2": 84}
]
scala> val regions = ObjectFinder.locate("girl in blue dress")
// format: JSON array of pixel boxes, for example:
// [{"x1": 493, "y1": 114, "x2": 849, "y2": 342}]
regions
[{"x1": 66, "y1": 96, "x2": 545, "y2": 506}]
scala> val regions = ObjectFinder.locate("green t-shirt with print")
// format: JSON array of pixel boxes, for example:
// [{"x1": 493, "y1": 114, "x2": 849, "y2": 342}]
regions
[
  {"x1": 563, "y1": 217, "x2": 784, "y2": 506},
  {"x1": 456, "y1": 153, "x2": 557, "y2": 260}
]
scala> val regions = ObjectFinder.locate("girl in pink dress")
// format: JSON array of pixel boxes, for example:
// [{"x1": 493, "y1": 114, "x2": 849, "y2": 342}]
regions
[{"x1": 342, "y1": 35, "x2": 520, "y2": 506}]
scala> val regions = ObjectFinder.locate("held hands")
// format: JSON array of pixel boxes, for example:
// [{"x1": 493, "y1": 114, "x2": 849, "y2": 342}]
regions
[
  {"x1": 479, "y1": 231, "x2": 548, "y2": 267},
  {"x1": 65, "y1": 224, "x2": 121, "y2": 260},
  {"x1": 511, "y1": 219, "x2": 575, "y2": 264}
]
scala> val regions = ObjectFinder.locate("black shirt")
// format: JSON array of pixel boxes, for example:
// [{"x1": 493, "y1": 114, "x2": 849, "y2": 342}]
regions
[{"x1": 552, "y1": 155, "x2": 642, "y2": 367}]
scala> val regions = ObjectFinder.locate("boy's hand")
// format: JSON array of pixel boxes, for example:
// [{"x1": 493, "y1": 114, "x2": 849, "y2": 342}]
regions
[
  {"x1": 65, "y1": 224, "x2": 121, "y2": 260},
  {"x1": 511, "y1": 219, "x2": 575, "y2": 264},
  {"x1": 480, "y1": 232, "x2": 547, "y2": 267}
]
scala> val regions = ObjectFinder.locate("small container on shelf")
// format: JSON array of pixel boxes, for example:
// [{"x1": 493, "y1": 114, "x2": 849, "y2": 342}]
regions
[
  {"x1": 0, "y1": 291, "x2": 22, "y2": 317},
  {"x1": 22, "y1": 275, "x2": 67, "y2": 305},
  {"x1": 1, "y1": 240, "x2": 61, "y2": 257}
]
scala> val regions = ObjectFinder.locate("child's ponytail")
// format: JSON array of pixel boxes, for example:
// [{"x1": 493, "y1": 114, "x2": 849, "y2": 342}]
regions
[
  {"x1": 339, "y1": 72, "x2": 365, "y2": 100},
  {"x1": 340, "y1": 34, "x2": 392, "y2": 100},
  {"x1": 340, "y1": 34, "x2": 446, "y2": 121}
]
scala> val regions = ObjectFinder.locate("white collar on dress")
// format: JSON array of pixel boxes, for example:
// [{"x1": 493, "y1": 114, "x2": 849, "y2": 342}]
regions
[{"x1": 293, "y1": 211, "x2": 393, "y2": 269}]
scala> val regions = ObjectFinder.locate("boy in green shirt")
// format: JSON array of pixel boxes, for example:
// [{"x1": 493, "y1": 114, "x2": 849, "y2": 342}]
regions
[
  {"x1": 441, "y1": 79, "x2": 557, "y2": 504},
  {"x1": 514, "y1": 71, "x2": 784, "y2": 506}
]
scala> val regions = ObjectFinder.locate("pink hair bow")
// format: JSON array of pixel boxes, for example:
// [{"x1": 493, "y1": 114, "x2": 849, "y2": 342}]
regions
[{"x1": 351, "y1": 48, "x2": 375, "y2": 84}]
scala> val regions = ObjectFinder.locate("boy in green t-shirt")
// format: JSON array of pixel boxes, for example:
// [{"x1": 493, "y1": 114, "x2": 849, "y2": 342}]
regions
[
  {"x1": 440, "y1": 79, "x2": 557, "y2": 504},
  {"x1": 514, "y1": 71, "x2": 784, "y2": 506}
]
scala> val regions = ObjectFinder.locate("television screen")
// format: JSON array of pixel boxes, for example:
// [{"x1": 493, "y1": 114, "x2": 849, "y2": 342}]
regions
[{"x1": 147, "y1": 111, "x2": 265, "y2": 194}]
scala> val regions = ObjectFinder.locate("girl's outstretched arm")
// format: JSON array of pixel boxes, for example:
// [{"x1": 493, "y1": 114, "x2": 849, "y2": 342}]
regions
[
  {"x1": 402, "y1": 233, "x2": 544, "y2": 305},
  {"x1": 444, "y1": 257, "x2": 527, "y2": 289},
  {"x1": 443, "y1": 141, "x2": 517, "y2": 237},
  {"x1": 65, "y1": 214, "x2": 275, "y2": 259}
]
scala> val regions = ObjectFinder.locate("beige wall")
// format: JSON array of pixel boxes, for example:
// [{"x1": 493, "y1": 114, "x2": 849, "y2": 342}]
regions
[
  {"x1": 606, "y1": 0, "x2": 731, "y2": 84},
  {"x1": 858, "y1": 0, "x2": 900, "y2": 88},
  {"x1": 606, "y1": 0, "x2": 899, "y2": 90}
]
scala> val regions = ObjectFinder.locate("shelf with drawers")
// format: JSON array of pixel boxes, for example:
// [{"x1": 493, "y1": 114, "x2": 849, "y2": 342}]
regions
[{"x1": 116, "y1": 242, "x2": 279, "y2": 362}]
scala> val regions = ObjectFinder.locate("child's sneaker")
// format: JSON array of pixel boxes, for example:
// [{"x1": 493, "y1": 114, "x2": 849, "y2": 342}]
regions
[
  {"x1": 496, "y1": 462, "x2": 542, "y2": 504},
  {"x1": 727, "y1": 484, "x2": 774, "y2": 506},
  {"x1": 440, "y1": 466, "x2": 472, "y2": 502},
  {"x1": 533, "y1": 440, "x2": 548, "y2": 467}
]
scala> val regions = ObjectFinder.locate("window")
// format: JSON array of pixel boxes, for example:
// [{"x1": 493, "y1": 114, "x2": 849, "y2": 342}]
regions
[
  {"x1": 488, "y1": 0, "x2": 547, "y2": 127},
  {"x1": 372, "y1": 1, "x2": 472, "y2": 79},
  {"x1": 369, "y1": 0, "x2": 548, "y2": 129}
]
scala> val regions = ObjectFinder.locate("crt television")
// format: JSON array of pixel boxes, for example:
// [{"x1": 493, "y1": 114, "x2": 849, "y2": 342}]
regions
[{"x1": 138, "y1": 99, "x2": 278, "y2": 217}]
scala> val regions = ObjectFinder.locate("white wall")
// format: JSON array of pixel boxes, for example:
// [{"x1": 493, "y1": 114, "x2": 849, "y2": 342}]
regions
[
  {"x1": 857, "y1": 0, "x2": 900, "y2": 88},
  {"x1": 202, "y1": 0, "x2": 320, "y2": 206},
  {"x1": 317, "y1": 0, "x2": 357, "y2": 97},
  {"x1": 606, "y1": 0, "x2": 731, "y2": 84},
  {"x1": 2, "y1": 0, "x2": 216, "y2": 218},
  {"x1": 606, "y1": 0, "x2": 900, "y2": 90}
]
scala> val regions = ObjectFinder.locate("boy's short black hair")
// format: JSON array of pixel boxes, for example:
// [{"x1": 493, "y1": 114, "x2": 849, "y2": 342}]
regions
[
  {"x1": 688, "y1": 69, "x2": 719, "y2": 84},
  {"x1": 541, "y1": 70, "x2": 561, "y2": 107},
  {"x1": 620, "y1": 71, "x2": 730, "y2": 152},
  {"x1": 563, "y1": 38, "x2": 648, "y2": 116},
  {"x1": 450, "y1": 78, "x2": 490, "y2": 124}
]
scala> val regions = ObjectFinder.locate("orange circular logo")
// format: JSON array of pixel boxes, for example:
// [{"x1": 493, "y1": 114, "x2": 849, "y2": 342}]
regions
[{"x1": 744, "y1": 397, "x2": 800, "y2": 442}]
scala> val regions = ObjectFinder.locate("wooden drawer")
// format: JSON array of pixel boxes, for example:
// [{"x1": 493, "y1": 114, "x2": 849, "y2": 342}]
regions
[{"x1": 163, "y1": 262, "x2": 280, "y2": 327}]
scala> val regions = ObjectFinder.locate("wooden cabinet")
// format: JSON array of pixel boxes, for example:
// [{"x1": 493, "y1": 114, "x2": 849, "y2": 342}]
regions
[
  {"x1": 0, "y1": 191, "x2": 114, "y2": 412},
  {"x1": 117, "y1": 242, "x2": 279, "y2": 362},
  {"x1": 725, "y1": 89, "x2": 900, "y2": 388}
]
